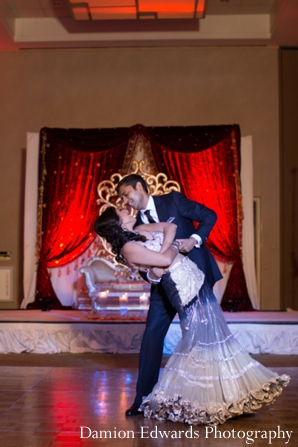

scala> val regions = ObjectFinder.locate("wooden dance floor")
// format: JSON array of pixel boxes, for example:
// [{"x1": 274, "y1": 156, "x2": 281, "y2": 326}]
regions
[
  {"x1": 0, "y1": 310, "x2": 298, "y2": 445},
  {"x1": 0, "y1": 352, "x2": 297, "y2": 446}
]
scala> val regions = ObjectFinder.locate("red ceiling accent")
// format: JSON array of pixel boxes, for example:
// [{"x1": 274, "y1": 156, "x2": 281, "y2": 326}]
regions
[{"x1": 69, "y1": 0, "x2": 206, "y2": 20}]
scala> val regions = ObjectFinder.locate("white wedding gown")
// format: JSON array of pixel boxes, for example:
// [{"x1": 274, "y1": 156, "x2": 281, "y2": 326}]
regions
[{"x1": 137, "y1": 232, "x2": 290, "y2": 425}]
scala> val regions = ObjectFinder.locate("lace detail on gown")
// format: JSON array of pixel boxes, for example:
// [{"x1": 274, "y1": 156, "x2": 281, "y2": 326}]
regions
[
  {"x1": 137, "y1": 233, "x2": 290, "y2": 425},
  {"x1": 133, "y1": 232, "x2": 205, "y2": 309},
  {"x1": 169, "y1": 257, "x2": 205, "y2": 308},
  {"x1": 141, "y1": 232, "x2": 164, "y2": 252}
]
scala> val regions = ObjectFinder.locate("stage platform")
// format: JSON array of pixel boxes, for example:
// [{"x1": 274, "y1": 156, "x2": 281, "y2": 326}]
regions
[{"x1": 0, "y1": 308, "x2": 298, "y2": 355}]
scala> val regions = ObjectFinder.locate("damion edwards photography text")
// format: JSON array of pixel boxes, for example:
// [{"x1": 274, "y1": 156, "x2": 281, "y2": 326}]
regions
[{"x1": 80, "y1": 425, "x2": 293, "y2": 444}]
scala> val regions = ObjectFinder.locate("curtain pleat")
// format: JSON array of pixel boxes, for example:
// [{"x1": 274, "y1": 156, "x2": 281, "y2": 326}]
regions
[
  {"x1": 34, "y1": 127, "x2": 133, "y2": 306},
  {"x1": 142, "y1": 125, "x2": 252, "y2": 311},
  {"x1": 32, "y1": 124, "x2": 252, "y2": 311}
]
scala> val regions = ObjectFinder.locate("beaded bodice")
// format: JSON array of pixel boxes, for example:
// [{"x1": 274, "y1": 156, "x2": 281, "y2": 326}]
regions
[
  {"x1": 138, "y1": 232, "x2": 164, "y2": 252},
  {"x1": 132, "y1": 232, "x2": 205, "y2": 310}
]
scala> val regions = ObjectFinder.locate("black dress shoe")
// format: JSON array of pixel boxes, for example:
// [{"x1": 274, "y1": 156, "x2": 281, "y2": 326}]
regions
[{"x1": 125, "y1": 403, "x2": 142, "y2": 416}]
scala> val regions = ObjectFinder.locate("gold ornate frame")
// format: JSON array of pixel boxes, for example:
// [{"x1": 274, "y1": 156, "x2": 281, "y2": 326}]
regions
[
  {"x1": 97, "y1": 159, "x2": 180, "y2": 212},
  {"x1": 96, "y1": 159, "x2": 181, "y2": 266}
]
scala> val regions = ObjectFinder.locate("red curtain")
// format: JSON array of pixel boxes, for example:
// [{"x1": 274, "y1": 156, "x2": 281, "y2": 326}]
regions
[
  {"x1": 141, "y1": 124, "x2": 253, "y2": 311},
  {"x1": 32, "y1": 124, "x2": 252, "y2": 311},
  {"x1": 34, "y1": 127, "x2": 133, "y2": 307}
]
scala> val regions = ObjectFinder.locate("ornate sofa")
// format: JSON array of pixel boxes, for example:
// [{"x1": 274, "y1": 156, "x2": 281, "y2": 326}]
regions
[{"x1": 80, "y1": 256, "x2": 151, "y2": 313}]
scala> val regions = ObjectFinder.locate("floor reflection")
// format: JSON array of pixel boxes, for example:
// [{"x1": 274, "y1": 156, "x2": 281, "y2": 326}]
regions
[{"x1": 0, "y1": 354, "x2": 296, "y2": 446}]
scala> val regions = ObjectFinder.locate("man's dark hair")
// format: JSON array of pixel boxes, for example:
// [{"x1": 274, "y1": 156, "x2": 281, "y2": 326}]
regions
[{"x1": 116, "y1": 174, "x2": 148, "y2": 194}]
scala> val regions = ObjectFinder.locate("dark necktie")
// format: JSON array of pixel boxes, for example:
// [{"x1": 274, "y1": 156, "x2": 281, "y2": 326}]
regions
[{"x1": 144, "y1": 209, "x2": 156, "y2": 223}]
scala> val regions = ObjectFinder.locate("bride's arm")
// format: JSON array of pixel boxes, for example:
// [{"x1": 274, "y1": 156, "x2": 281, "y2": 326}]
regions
[
  {"x1": 122, "y1": 239, "x2": 179, "y2": 268},
  {"x1": 160, "y1": 222, "x2": 177, "y2": 254},
  {"x1": 135, "y1": 222, "x2": 177, "y2": 254}
]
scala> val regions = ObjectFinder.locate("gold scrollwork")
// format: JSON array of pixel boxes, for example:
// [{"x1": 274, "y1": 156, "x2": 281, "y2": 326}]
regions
[
  {"x1": 97, "y1": 160, "x2": 180, "y2": 210},
  {"x1": 136, "y1": 160, "x2": 181, "y2": 196},
  {"x1": 96, "y1": 160, "x2": 181, "y2": 266}
]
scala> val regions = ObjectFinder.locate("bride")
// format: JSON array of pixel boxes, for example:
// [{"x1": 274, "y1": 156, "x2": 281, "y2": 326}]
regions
[{"x1": 94, "y1": 206, "x2": 290, "y2": 426}]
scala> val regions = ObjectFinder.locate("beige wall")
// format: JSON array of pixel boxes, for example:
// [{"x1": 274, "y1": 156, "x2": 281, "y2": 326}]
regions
[
  {"x1": 0, "y1": 46, "x2": 280, "y2": 309},
  {"x1": 280, "y1": 48, "x2": 298, "y2": 311}
]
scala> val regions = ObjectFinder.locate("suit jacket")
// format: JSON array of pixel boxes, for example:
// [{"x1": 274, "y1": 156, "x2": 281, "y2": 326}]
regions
[{"x1": 135, "y1": 191, "x2": 222, "y2": 288}]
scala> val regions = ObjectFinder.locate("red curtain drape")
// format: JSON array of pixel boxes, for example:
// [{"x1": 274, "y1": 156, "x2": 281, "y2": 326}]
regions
[
  {"x1": 140, "y1": 124, "x2": 253, "y2": 311},
  {"x1": 32, "y1": 124, "x2": 253, "y2": 311},
  {"x1": 33, "y1": 127, "x2": 133, "y2": 308}
]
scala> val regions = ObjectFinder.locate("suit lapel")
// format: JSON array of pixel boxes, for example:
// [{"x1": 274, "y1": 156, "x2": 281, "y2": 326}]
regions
[{"x1": 135, "y1": 196, "x2": 170, "y2": 226}]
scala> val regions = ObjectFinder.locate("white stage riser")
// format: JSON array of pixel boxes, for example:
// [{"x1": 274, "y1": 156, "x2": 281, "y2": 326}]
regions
[{"x1": 0, "y1": 322, "x2": 297, "y2": 355}]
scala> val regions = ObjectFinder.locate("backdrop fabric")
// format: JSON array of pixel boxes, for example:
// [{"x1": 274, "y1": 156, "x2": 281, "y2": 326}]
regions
[
  {"x1": 241, "y1": 136, "x2": 259, "y2": 310},
  {"x1": 21, "y1": 133, "x2": 39, "y2": 309},
  {"x1": 34, "y1": 127, "x2": 132, "y2": 306},
  {"x1": 23, "y1": 125, "x2": 255, "y2": 311},
  {"x1": 144, "y1": 125, "x2": 252, "y2": 310}
]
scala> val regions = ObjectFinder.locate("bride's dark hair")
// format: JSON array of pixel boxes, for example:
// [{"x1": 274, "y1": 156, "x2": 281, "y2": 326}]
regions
[{"x1": 93, "y1": 206, "x2": 146, "y2": 264}]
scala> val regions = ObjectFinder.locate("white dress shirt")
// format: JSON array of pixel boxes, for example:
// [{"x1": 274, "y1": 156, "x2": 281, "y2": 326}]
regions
[
  {"x1": 141, "y1": 196, "x2": 159, "y2": 223},
  {"x1": 141, "y1": 196, "x2": 202, "y2": 246}
]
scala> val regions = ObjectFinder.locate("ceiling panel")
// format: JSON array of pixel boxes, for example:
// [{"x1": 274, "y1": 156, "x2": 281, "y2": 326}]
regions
[
  {"x1": 1, "y1": 0, "x2": 298, "y2": 50},
  {"x1": 87, "y1": 0, "x2": 135, "y2": 5},
  {"x1": 91, "y1": 7, "x2": 137, "y2": 20},
  {"x1": 38, "y1": 0, "x2": 68, "y2": 5},
  {"x1": 68, "y1": 0, "x2": 206, "y2": 20},
  {"x1": 138, "y1": 0, "x2": 195, "y2": 19},
  {"x1": 3, "y1": 0, "x2": 277, "y2": 20}
]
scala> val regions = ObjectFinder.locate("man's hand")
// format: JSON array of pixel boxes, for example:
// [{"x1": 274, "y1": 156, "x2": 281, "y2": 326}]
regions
[
  {"x1": 146, "y1": 267, "x2": 167, "y2": 284},
  {"x1": 149, "y1": 267, "x2": 167, "y2": 279},
  {"x1": 176, "y1": 237, "x2": 197, "y2": 253}
]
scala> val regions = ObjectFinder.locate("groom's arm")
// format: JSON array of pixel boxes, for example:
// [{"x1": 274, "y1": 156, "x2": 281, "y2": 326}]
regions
[{"x1": 172, "y1": 191, "x2": 217, "y2": 243}]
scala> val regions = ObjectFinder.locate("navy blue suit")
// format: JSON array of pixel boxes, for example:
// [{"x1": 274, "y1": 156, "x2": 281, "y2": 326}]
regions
[{"x1": 133, "y1": 191, "x2": 222, "y2": 404}]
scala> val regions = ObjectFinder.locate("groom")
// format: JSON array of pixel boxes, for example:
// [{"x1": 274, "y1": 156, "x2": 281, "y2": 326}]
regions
[{"x1": 116, "y1": 174, "x2": 222, "y2": 416}]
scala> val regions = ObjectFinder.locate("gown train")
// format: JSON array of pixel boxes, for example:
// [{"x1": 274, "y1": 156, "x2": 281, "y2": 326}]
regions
[{"x1": 137, "y1": 234, "x2": 290, "y2": 425}]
